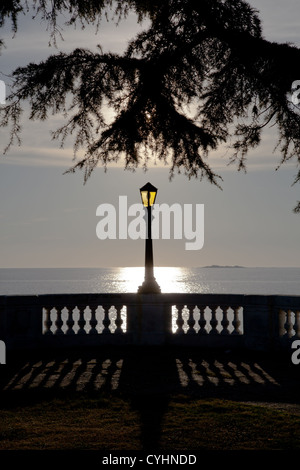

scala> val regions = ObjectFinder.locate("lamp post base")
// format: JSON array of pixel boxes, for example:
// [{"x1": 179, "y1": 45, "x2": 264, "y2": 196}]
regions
[{"x1": 138, "y1": 277, "x2": 161, "y2": 294}]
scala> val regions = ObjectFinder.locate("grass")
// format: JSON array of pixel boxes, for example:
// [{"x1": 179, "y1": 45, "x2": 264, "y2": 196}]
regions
[
  {"x1": 161, "y1": 397, "x2": 300, "y2": 450},
  {"x1": 0, "y1": 391, "x2": 299, "y2": 451},
  {"x1": 0, "y1": 392, "x2": 141, "y2": 450}
]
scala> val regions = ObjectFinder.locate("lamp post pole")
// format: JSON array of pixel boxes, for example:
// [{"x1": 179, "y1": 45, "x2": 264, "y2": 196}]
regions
[
  {"x1": 145, "y1": 194, "x2": 154, "y2": 282},
  {"x1": 138, "y1": 183, "x2": 161, "y2": 294}
]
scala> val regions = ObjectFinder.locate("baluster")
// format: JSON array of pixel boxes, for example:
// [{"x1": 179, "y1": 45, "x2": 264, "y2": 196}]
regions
[
  {"x1": 198, "y1": 305, "x2": 207, "y2": 335},
  {"x1": 114, "y1": 305, "x2": 123, "y2": 334},
  {"x1": 187, "y1": 304, "x2": 196, "y2": 334},
  {"x1": 220, "y1": 306, "x2": 230, "y2": 335},
  {"x1": 102, "y1": 305, "x2": 111, "y2": 334},
  {"x1": 209, "y1": 305, "x2": 219, "y2": 335},
  {"x1": 121, "y1": 306, "x2": 127, "y2": 333},
  {"x1": 232, "y1": 306, "x2": 242, "y2": 335},
  {"x1": 284, "y1": 309, "x2": 293, "y2": 338},
  {"x1": 54, "y1": 307, "x2": 64, "y2": 335},
  {"x1": 175, "y1": 304, "x2": 185, "y2": 335},
  {"x1": 294, "y1": 311, "x2": 300, "y2": 339},
  {"x1": 77, "y1": 305, "x2": 86, "y2": 335},
  {"x1": 89, "y1": 305, "x2": 98, "y2": 334},
  {"x1": 66, "y1": 306, "x2": 75, "y2": 335},
  {"x1": 44, "y1": 307, "x2": 53, "y2": 335}
]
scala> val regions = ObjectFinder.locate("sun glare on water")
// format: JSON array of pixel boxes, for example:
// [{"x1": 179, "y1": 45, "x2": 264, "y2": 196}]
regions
[{"x1": 117, "y1": 267, "x2": 190, "y2": 293}]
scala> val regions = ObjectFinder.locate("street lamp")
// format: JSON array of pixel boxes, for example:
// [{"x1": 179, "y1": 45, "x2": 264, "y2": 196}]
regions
[{"x1": 138, "y1": 182, "x2": 161, "y2": 294}]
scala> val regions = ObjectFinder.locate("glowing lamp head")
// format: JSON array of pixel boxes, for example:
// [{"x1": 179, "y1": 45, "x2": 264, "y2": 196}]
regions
[{"x1": 140, "y1": 182, "x2": 158, "y2": 207}]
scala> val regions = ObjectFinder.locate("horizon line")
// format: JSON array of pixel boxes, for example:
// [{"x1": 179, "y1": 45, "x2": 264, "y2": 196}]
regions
[{"x1": 1, "y1": 265, "x2": 300, "y2": 269}]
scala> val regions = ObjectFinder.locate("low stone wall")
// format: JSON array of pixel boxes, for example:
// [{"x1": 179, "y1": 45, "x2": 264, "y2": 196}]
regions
[{"x1": 0, "y1": 293, "x2": 299, "y2": 352}]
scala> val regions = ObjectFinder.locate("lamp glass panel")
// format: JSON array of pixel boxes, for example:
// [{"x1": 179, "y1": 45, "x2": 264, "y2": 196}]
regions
[
  {"x1": 149, "y1": 191, "x2": 156, "y2": 206},
  {"x1": 140, "y1": 190, "x2": 157, "y2": 207},
  {"x1": 141, "y1": 191, "x2": 149, "y2": 207}
]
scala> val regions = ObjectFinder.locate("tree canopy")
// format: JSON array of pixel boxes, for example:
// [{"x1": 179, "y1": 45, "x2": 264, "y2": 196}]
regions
[{"x1": 1, "y1": 0, "x2": 300, "y2": 211}]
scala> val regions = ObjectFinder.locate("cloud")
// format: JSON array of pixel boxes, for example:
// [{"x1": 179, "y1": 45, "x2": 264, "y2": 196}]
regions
[
  {"x1": 1, "y1": 146, "x2": 75, "y2": 168},
  {"x1": 1, "y1": 9, "x2": 146, "y2": 74}
]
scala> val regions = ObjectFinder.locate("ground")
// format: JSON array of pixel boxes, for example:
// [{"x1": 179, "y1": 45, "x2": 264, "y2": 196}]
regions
[{"x1": 0, "y1": 346, "x2": 299, "y2": 451}]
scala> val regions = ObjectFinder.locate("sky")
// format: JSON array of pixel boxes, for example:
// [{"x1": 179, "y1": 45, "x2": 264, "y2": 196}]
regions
[{"x1": 0, "y1": 0, "x2": 299, "y2": 268}]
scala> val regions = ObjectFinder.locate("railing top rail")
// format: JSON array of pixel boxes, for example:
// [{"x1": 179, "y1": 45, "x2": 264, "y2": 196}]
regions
[{"x1": 0, "y1": 292, "x2": 299, "y2": 309}]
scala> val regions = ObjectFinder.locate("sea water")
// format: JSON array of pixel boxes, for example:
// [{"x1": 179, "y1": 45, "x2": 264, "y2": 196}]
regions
[{"x1": 0, "y1": 266, "x2": 299, "y2": 296}]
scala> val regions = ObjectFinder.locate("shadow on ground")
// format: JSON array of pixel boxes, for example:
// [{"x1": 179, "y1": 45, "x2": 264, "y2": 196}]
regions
[{"x1": 0, "y1": 346, "x2": 299, "y2": 450}]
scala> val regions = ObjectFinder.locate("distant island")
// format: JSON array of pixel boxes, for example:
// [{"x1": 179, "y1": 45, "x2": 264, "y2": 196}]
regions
[{"x1": 203, "y1": 265, "x2": 245, "y2": 268}]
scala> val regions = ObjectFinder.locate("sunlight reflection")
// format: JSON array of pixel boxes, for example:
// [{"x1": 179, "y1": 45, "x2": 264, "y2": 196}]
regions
[{"x1": 117, "y1": 266, "x2": 193, "y2": 293}]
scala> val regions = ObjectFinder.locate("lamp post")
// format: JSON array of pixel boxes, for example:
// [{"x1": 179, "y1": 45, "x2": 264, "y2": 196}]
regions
[{"x1": 138, "y1": 182, "x2": 161, "y2": 294}]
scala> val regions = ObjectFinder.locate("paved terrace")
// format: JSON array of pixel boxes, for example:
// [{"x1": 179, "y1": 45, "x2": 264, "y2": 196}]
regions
[{"x1": 1, "y1": 346, "x2": 299, "y2": 414}]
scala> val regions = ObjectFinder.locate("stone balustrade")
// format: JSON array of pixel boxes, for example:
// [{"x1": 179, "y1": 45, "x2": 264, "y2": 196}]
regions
[{"x1": 0, "y1": 293, "x2": 299, "y2": 352}]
